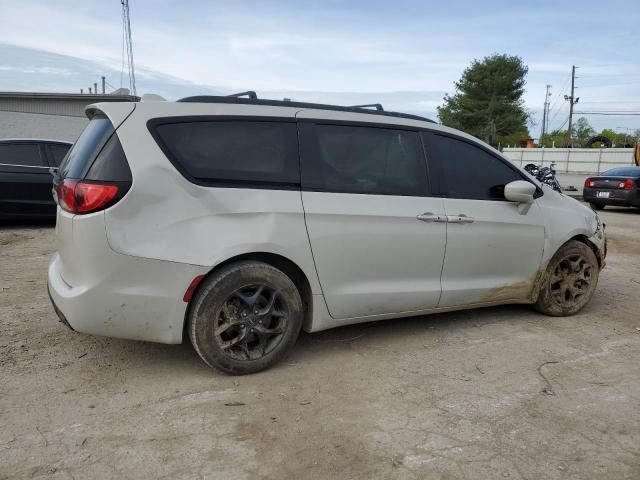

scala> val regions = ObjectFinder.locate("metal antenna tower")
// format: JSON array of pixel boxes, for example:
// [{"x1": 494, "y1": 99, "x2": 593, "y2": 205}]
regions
[
  {"x1": 121, "y1": 0, "x2": 137, "y2": 96},
  {"x1": 540, "y1": 84, "x2": 551, "y2": 143}
]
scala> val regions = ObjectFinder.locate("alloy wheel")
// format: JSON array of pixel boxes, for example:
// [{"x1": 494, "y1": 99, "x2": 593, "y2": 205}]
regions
[
  {"x1": 213, "y1": 285, "x2": 288, "y2": 361},
  {"x1": 549, "y1": 254, "x2": 594, "y2": 307}
]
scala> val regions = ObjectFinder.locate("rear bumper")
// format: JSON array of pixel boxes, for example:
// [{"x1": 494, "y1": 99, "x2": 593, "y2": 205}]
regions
[
  {"x1": 583, "y1": 188, "x2": 640, "y2": 206},
  {"x1": 48, "y1": 252, "x2": 208, "y2": 344},
  {"x1": 47, "y1": 284, "x2": 74, "y2": 331}
]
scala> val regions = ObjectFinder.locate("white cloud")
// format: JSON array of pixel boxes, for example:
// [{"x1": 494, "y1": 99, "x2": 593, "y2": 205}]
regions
[{"x1": 0, "y1": 0, "x2": 638, "y2": 132}]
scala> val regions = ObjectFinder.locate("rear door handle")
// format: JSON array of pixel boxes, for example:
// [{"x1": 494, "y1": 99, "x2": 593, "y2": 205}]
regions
[
  {"x1": 416, "y1": 212, "x2": 447, "y2": 223},
  {"x1": 447, "y1": 214, "x2": 474, "y2": 224}
]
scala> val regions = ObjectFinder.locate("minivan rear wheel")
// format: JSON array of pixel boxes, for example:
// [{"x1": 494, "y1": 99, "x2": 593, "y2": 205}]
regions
[
  {"x1": 188, "y1": 261, "x2": 304, "y2": 374},
  {"x1": 534, "y1": 240, "x2": 599, "y2": 316}
]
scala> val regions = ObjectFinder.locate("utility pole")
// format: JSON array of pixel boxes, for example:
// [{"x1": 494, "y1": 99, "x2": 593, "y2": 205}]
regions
[
  {"x1": 540, "y1": 84, "x2": 551, "y2": 144},
  {"x1": 564, "y1": 66, "x2": 579, "y2": 146}
]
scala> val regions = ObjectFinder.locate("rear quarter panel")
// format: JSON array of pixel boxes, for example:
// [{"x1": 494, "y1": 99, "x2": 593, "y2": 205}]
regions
[{"x1": 102, "y1": 102, "x2": 323, "y2": 294}]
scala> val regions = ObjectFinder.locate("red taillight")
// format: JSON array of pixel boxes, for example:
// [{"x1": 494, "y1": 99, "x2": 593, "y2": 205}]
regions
[
  {"x1": 56, "y1": 179, "x2": 119, "y2": 214},
  {"x1": 584, "y1": 178, "x2": 595, "y2": 188},
  {"x1": 57, "y1": 179, "x2": 79, "y2": 212},
  {"x1": 621, "y1": 179, "x2": 634, "y2": 190}
]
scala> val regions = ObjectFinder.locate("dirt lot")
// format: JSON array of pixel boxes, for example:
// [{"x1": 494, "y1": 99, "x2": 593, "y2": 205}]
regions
[{"x1": 1, "y1": 207, "x2": 639, "y2": 480}]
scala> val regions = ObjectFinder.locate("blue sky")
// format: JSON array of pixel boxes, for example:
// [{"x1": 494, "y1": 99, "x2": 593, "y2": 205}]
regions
[{"x1": 0, "y1": 0, "x2": 638, "y2": 136}]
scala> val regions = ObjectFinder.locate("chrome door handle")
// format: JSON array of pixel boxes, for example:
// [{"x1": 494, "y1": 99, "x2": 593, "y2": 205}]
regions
[
  {"x1": 447, "y1": 214, "x2": 474, "y2": 224},
  {"x1": 417, "y1": 212, "x2": 447, "y2": 223}
]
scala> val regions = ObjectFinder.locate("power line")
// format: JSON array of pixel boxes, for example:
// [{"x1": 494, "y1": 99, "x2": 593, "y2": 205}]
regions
[
  {"x1": 579, "y1": 100, "x2": 640, "y2": 104},
  {"x1": 585, "y1": 95, "x2": 640, "y2": 99},
  {"x1": 546, "y1": 73, "x2": 571, "y2": 120},
  {"x1": 105, "y1": 80, "x2": 119, "y2": 92},
  {"x1": 549, "y1": 104, "x2": 569, "y2": 132},
  {"x1": 577, "y1": 82, "x2": 640, "y2": 88},
  {"x1": 545, "y1": 72, "x2": 572, "y2": 131},
  {"x1": 578, "y1": 73, "x2": 640, "y2": 78},
  {"x1": 575, "y1": 112, "x2": 640, "y2": 117},
  {"x1": 574, "y1": 112, "x2": 640, "y2": 116},
  {"x1": 578, "y1": 62, "x2": 640, "y2": 68},
  {"x1": 556, "y1": 116, "x2": 569, "y2": 130}
]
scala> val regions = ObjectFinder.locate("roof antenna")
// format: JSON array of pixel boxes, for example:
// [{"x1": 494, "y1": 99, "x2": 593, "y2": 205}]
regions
[{"x1": 121, "y1": 0, "x2": 137, "y2": 96}]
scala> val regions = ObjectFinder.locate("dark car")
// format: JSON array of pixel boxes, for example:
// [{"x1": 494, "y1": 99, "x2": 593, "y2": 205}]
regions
[
  {"x1": 583, "y1": 166, "x2": 640, "y2": 210},
  {"x1": 0, "y1": 139, "x2": 71, "y2": 219}
]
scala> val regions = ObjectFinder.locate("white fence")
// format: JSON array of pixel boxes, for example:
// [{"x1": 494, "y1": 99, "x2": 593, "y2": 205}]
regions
[{"x1": 502, "y1": 148, "x2": 635, "y2": 174}]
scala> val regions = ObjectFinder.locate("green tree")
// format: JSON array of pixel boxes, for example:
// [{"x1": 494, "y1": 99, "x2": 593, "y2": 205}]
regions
[
  {"x1": 572, "y1": 117, "x2": 595, "y2": 141},
  {"x1": 540, "y1": 129, "x2": 570, "y2": 147},
  {"x1": 437, "y1": 54, "x2": 530, "y2": 147},
  {"x1": 602, "y1": 129, "x2": 637, "y2": 147},
  {"x1": 599, "y1": 129, "x2": 621, "y2": 147},
  {"x1": 541, "y1": 125, "x2": 638, "y2": 148}
]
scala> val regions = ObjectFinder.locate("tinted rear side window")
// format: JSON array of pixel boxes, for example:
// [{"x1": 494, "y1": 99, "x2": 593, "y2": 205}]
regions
[
  {"x1": 59, "y1": 116, "x2": 114, "y2": 179},
  {"x1": 84, "y1": 134, "x2": 132, "y2": 182},
  {"x1": 0, "y1": 143, "x2": 44, "y2": 167},
  {"x1": 301, "y1": 124, "x2": 428, "y2": 196},
  {"x1": 152, "y1": 120, "x2": 299, "y2": 187},
  {"x1": 424, "y1": 133, "x2": 520, "y2": 200},
  {"x1": 49, "y1": 144, "x2": 71, "y2": 166}
]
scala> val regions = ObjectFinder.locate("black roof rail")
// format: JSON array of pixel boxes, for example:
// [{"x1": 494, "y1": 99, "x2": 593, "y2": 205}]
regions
[
  {"x1": 349, "y1": 103, "x2": 384, "y2": 111},
  {"x1": 175, "y1": 95, "x2": 436, "y2": 123},
  {"x1": 226, "y1": 91, "x2": 258, "y2": 99}
]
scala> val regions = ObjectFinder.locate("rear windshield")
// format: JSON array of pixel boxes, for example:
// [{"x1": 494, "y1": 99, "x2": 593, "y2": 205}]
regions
[
  {"x1": 600, "y1": 167, "x2": 640, "y2": 177},
  {"x1": 59, "y1": 116, "x2": 114, "y2": 179}
]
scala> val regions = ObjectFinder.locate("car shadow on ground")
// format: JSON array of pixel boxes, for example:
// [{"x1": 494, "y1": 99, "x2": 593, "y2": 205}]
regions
[
  {"x1": 60, "y1": 303, "x2": 539, "y2": 378},
  {"x1": 290, "y1": 303, "x2": 540, "y2": 364},
  {"x1": 600, "y1": 206, "x2": 640, "y2": 214}
]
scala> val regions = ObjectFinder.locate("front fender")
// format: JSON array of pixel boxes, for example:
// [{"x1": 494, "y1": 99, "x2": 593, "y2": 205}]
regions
[{"x1": 538, "y1": 191, "x2": 606, "y2": 267}]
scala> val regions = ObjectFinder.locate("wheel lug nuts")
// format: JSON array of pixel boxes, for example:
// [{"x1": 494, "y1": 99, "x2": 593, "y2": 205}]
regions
[
  {"x1": 250, "y1": 328, "x2": 254, "y2": 332},
  {"x1": 241, "y1": 324, "x2": 245, "y2": 328},
  {"x1": 242, "y1": 312, "x2": 247, "y2": 317},
  {"x1": 258, "y1": 320, "x2": 262, "y2": 324}
]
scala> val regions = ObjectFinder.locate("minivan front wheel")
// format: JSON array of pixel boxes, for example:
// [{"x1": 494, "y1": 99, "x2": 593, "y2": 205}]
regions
[
  {"x1": 534, "y1": 240, "x2": 599, "y2": 316},
  {"x1": 188, "y1": 261, "x2": 304, "y2": 374}
]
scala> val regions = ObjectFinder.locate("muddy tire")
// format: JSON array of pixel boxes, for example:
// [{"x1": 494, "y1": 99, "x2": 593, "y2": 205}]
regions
[
  {"x1": 188, "y1": 261, "x2": 304, "y2": 375},
  {"x1": 534, "y1": 241, "x2": 599, "y2": 316}
]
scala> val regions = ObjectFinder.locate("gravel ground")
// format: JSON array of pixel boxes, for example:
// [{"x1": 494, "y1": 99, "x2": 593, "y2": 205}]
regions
[{"x1": 1, "y1": 207, "x2": 639, "y2": 480}]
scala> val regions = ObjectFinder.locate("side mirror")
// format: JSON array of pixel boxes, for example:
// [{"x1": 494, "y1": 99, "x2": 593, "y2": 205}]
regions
[{"x1": 504, "y1": 180, "x2": 536, "y2": 204}]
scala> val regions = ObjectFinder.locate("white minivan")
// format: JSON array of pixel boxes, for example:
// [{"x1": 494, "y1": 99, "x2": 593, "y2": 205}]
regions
[{"x1": 48, "y1": 93, "x2": 606, "y2": 374}]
